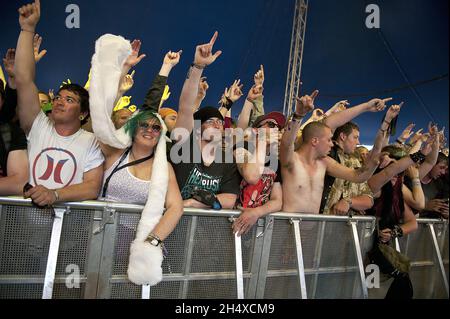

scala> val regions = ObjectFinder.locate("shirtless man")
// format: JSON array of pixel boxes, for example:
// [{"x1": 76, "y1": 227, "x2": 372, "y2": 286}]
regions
[{"x1": 280, "y1": 90, "x2": 390, "y2": 214}]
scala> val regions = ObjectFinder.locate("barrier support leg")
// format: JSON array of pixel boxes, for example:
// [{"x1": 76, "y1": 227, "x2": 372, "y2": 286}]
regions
[
  {"x1": 291, "y1": 219, "x2": 307, "y2": 299},
  {"x1": 427, "y1": 223, "x2": 449, "y2": 297},
  {"x1": 349, "y1": 220, "x2": 368, "y2": 299}
]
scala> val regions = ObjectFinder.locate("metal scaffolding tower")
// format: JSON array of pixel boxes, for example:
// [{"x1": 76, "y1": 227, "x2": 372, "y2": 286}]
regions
[{"x1": 283, "y1": 0, "x2": 308, "y2": 117}]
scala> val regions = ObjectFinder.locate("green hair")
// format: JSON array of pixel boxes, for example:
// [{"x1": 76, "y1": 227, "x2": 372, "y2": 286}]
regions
[{"x1": 124, "y1": 110, "x2": 161, "y2": 139}]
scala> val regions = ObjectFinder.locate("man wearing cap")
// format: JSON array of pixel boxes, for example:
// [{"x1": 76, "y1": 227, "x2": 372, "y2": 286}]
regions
[
  {"x1": 170, "y1": 32, "x2": 240, "y2": 209},
  {"x1": 232, "y1": 111, "x2": 285, "y2": 236}
]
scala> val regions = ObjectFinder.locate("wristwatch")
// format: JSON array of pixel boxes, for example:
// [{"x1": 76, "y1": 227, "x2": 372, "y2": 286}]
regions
[{"x1": 146, "y1": 233, "x2": 162, "y2": 247}]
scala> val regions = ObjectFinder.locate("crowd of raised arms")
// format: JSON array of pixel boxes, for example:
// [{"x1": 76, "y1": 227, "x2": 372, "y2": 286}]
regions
[{"x1": 0, "y1": 0, "x2": 448, "y2": 296}]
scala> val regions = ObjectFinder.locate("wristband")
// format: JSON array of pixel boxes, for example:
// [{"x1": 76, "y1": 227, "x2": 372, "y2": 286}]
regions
[
  {"x1": 391, "y1": 225, "x2": 404, "y2": 238},
  {"x1": 53, "y1": 190, "x2": 60, "y2": 202},
  {"x1": 21, "y1": 29, "x2": 35, "y2": 34},
  {"x1": 223, "y1": 97, "x2": 234, "y2": 110},
  {"x1": 191, "y1": 63, "x2": 206, "y2": 70},
  {"x1": 409, "y1": 151, "x2": 426, "y2": 164},
  {"x1": 292, "y1": 112, "x2": 304, "y2": 121},
  {"x1": 396, "y1": 138, "x2": 404, "y2": 144}
]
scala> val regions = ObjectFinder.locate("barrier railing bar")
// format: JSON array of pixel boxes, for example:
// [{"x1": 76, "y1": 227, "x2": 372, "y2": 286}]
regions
[
  {"x1": 84, "y1": 209, "x2": 105, "y2": 298},
  {"x1": 234, "y1": 233, "x2": 245, "y2": 299},
  {"x1": 247, "y1": 219, "x2": 266, "y2": 298},
  {"x1": 42, "y1": 208, "x2": 66, "y2": 299},
  {"x1": 142, "y1": 285, "x2": 150, "y2": 299},
  {"x1": 255, "y1": 216, "x2": 274, "y2": 298},
  {"x1": 349, "y1": 220, "x2": 368, "y2": 299},
  {"x1": 311, "y1": 220, "x2": 326, "y2": 299},
  {"x1": 291, "y1": 219, "x2": 307, "y2": 299},
  {"x1": 427, "y1": 223, "x2": 449, "y2": 297},
  {"x1": 109, "y1": 272, "x2": 253, "y2": 283},
  {"x1": 180, "y1": 216, "x2": 197, "y2": 298}
]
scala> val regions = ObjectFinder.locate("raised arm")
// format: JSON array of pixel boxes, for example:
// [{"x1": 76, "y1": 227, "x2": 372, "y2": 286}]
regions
[
  {"x1": 193, "y1": 77, "x2": 209, "y2": 113},
  {"x1": 368, "y1": 143, "x2": 433, "y2": 194},
  {"x1": 280, "y1": 90, "x2": 317, "y2": 168},
  {"x1": 237, "y1": 84, "x2": 263, "y2": 130},
  {"x1": 141, "y1": 50, "x2": 182, "y2": 112},
  {"x1": 174, "y1": 31, "x2": 222, "y2": 136},
  {"x1": 14, "y1": 0, "x2": 42, "y2": 134},
  {"x1": 248, "y1": 65, "x2": 266, "y2": 126},
  {"x1": 372, "y1": 102, "x2": 404, "y2": 155},
  {"x1": 418, "y1": 126, "x2": 440, "y2": 179},
  {"x1": 324, "y1": 100, "x2": 349, "y2": 117},
  {"x1": 324, "y1": 153, "x2": 382, "y2": 183},
  {"x1": 323, "y1": 97, "x2": 392, "y2": 132},
  {"x1": 402, "y1": 165, "x2": 425, "y2": 211},
  {"x1": 219, "y1": 79, "x2": 243, "y2": 118},
  {"x1": 234, "y1": 134, "x2": 267, "y2": 185}
]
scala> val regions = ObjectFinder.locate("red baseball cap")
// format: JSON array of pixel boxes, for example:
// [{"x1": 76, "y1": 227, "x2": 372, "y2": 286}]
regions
[{"x1": 252, "y1": 111, "x2": 286, "y2": 129}]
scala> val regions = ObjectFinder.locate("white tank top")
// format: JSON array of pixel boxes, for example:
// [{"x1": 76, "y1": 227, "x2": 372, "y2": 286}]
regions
[{"x1": 101, "y1": 152, "x2": 150, "y2": 204}]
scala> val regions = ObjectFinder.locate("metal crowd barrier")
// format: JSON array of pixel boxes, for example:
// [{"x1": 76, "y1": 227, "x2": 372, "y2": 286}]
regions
[{"x1": 0, "y1": 196, "x2": 448, "y2": 299}]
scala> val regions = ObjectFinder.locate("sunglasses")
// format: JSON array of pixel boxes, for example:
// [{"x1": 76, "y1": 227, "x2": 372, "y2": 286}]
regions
[
  {"x1": 204, "y1": 118, "x2": 224, "y2": 126},
  {"x1": 258, "y1": 121, "x2": 279, "y2": 129},
  {"x1": 138, "y1": 122, "x2": 162, "y2": 133}
]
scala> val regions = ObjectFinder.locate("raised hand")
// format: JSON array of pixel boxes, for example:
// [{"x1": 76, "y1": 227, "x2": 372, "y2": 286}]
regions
[
  {"x1": 119, "y1": 70, "x2": 135, "y2": 93},
  {"x1": 194, "y1": 31, "x2": 222, "y2": 67},
  {"x1": 438, "y1": 128, "x2": 446, "y2": 150},
  {"x1": 124, "y1": 39, "x2": 146, "y2": 69},
  {"x1": 428, "y1": 122, "x2": 439, "y2": 137},
  {"x1": 254, "y1": 65, "x2": 264, "y2": 86},
  {"x1": 198, "y1": 77, "x2": 209, "y2": 100},
  {"x1": 331, "y1": 100, "x2": 350, "y2": 113},
  {"x1": 295, "y1": 90, "x2": 319, "y2": 116},
  {"x1": 163, "y1": 50, "x2": 182, "y2": 67},
  {"x1": 3, "y1": 49, "x2": 15, "y2": 77},
  {"x1": 311, "y1": 108, "x2": 325, "y2": 121},
  {"x1": 398, "y1": 123, "x2": 415, "y2": 143},
  {"x1": 18, "y1": 0, "x2": 41, "y2": 32},
  {"x1": 48, "y1": 89, "x2": 54, "y2": 100},
  {"x1": 366, "y1": 97, "x2": 393, "y2": 112},
  {"x1": 409, "y1": 128, "x2": 426, "y2": 145},
  {"x1": 33, "y1": 33, "x2": 47, "y2": 62},
  {"x1": 229, "y1": 79, "x2": 244, "y2": 102},
  {"x1": 247, "y1": 84, "x2": 263, "y2": 102},
  {"x1": 385, "y1": 102, "x2": 404, "y2": 121},
  {"x1": 420, "y1": 134, "x2": 437, "y2": 156}
]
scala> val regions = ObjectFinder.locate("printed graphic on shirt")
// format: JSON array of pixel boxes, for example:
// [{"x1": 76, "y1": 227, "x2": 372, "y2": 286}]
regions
[
  {"x1": 181, "y1": 165, "x2": 222, "y2": 200},
  {"x1": 239, "y1": 167, "x2": 277, "y2": 208},
  {"x1": 32, "y1": 147, "x2": 77, "y2": 187}
]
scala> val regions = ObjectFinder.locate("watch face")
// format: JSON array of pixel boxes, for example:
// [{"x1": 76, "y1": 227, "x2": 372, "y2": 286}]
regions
[{"x1": 150, "y1": 238, "x2": 159, "y2": 246}]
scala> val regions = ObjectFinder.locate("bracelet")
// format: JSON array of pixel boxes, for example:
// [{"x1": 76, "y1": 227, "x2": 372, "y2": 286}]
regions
[
  {"x1": 191, "y1": 63, "x2": 206, "y2": 70},
  {"x1": 53, "y1": 190, "x2": 60, "y2": 202},
  {"x1": 391, "y1": 225, "x2": 404, "y2": 238},
  {"x1": 146, "y1": 233, "x2": 163, "y2": 246},
  {"x1": 396, "y1": 138, "x2": 405, "y2": 144},
  {"x1": 409, "y1": 151, "x2": 426, "y2": 164},
  {"x1": 246, "y1": 97, "x2": 254, "y2": 104},
  {"x1": 223, "y1": 97, "x2": 234, "y2": 110},
  {"x1": 292, "y1": 112, "x2": 304, "y2": 120},
  {"x1": 411, "y1": 179, "x2": 421, "y2": 187},
  {"x1": 21, "y1": 29, "x2": 35, "y2": 34}
]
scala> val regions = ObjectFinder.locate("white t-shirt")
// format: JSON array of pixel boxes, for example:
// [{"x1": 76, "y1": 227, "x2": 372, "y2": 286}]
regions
[{"x1": 27, "y1": 112, "x2": 104, "y2": 189}]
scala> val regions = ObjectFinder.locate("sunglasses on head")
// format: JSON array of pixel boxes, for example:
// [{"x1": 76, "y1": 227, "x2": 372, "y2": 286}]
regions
[{"x1": 138, "y1": 122, "x2": 162, "y2": 133}]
